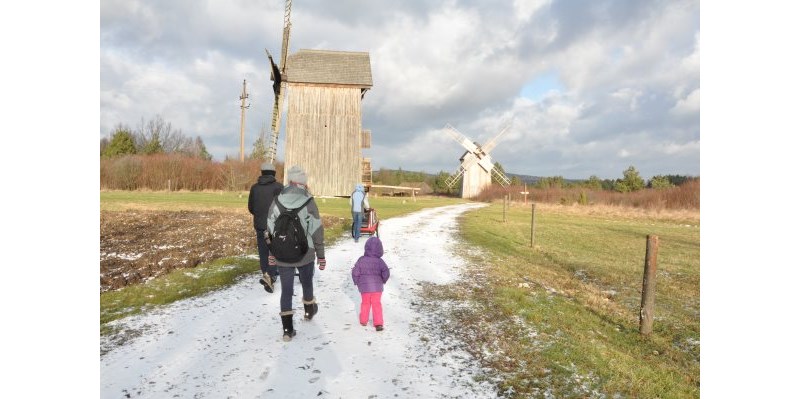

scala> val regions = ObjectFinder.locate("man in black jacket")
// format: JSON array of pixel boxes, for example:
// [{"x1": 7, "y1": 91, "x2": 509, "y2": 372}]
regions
[{"x1": 248, "y1": 162, "x2": 283, "y2": 293}]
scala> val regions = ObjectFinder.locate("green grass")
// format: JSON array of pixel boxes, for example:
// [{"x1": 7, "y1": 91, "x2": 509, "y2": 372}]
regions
[
  {"x1": 100, "y1": 256, "x2": 259, "y2": 334},
  {"x1": 100, "y1": 190, "x2": 466, "y2": 334},
  {"x1": 455, "y1": 202, "x2": 700, "y2": 397}
]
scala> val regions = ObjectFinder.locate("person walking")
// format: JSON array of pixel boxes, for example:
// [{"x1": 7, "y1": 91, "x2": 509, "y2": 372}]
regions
[
  {"x1": 266, "y1": 165, "x2": 326, "y2": 341},
  {"x1": 248, "y1": 162, "x2": 283, "y2": 294},
  {"x1": 351, "y1": 236, "x2": 390, "y2": 331},
  {"x1": 350, "y1": 183, "x2": 370, "y2": 242}
]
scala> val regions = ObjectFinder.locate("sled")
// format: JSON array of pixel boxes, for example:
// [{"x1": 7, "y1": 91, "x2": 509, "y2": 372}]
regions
[{"x1": 352, "y1": 207, "x2": 380, "y2": 238}]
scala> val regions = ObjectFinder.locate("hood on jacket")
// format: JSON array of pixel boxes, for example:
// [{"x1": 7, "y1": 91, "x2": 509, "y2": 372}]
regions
[
  {"x1": 257, "y1": 175, "x2": 277, "y2": 185},
  {"x1": 354, "y1": 183, "x2": 365, "y2": 192},
  {"x1": 363, "y1": 236, "x2": 383, "y2": 258},
  {"x1": 277, "y1": 185, "x2": 312, "y2": 208}
]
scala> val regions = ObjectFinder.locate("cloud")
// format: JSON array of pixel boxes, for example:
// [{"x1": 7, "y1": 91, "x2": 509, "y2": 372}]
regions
[{"x1": 100, "y1": 0, "x2": 700, "y2": 178}]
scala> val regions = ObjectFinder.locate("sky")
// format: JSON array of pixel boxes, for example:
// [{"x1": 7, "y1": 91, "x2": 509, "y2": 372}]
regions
[{"x1": 99, "y1": 0, "x2": 700, "y2": 180}]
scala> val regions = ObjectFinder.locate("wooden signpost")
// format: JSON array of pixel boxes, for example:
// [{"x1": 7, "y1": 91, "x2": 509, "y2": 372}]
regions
[{"x1": 639, "y1": 235, "x2": 660, "y2": 335}]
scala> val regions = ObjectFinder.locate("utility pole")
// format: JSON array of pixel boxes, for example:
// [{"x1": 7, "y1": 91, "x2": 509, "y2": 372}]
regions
[{"x1": 239, "y1": 79, "x2": 250, "y2": 162}]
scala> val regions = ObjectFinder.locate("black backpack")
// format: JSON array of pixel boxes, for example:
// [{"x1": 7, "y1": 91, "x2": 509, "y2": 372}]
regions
[{"x1": 268, "y1": 196, "x2": 313, "y2": 263}]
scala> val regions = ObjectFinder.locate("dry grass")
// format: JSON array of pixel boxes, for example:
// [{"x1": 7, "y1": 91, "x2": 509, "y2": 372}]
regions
[
  {"x1": 505, "y1": 201, "x2": 700, "y2": 225},
  {"x1": 477, "y1": 179, "x2": 700, "y2": 212}
]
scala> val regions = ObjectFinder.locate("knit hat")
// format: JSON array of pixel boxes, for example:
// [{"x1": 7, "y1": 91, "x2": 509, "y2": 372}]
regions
[
  {"x1": 260, "y1": 162, "x2": 275, "y2": 172},
  {"x1": 286, "y1": 165, "x2": 308, "y2": 185}
]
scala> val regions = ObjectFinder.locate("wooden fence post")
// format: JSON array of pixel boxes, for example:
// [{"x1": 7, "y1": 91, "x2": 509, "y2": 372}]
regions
[
  {"x1": 503, "y1": 195, "x2": 507, "y2": 223},
  {"x1": 530, "y1": 203, "x2": 536, "y2": 248},
  {"x1": 639, "y1": 235, "x2": 659, "y2": 335}
]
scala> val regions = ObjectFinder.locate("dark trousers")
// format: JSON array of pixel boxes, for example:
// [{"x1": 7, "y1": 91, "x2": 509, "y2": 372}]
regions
[
  {"x1": 279, "y1": 262, "x2": 314, "y2": 313},
  {"x1": 255, "y1": 229, "x2": 278, "y2": 278}
]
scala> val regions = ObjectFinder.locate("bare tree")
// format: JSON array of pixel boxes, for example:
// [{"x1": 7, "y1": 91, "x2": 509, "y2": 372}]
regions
[{"x1": 135, "y1": 115, "x2": 191, "y2": 154}]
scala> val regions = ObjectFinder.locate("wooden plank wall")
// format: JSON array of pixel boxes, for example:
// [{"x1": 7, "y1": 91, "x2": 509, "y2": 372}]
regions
[
  {"x1": 284, "y1": 83, "x2": 362, "y2": 197},
  {"x1": 461, "y1": 155, "x2": 492, "y2": 198}
]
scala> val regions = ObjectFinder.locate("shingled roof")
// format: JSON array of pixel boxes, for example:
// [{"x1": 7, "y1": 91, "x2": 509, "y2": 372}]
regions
[{"x1": 286, "y1": 49, "x2": 373, "y2": 87}]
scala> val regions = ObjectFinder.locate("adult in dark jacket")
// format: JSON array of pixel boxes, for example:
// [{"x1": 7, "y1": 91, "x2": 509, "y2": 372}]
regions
[
  {"x1": 248, "y1": 162, "x2": 283, "y2": 293},
  {"x1": 266, "y1": 165, "x2": 326, "y2": 341}
]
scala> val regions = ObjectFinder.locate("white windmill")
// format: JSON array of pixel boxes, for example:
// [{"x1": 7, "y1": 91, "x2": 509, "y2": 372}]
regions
[{"x1": 443, "y1": 123, "x2": 512, "y2": 198}]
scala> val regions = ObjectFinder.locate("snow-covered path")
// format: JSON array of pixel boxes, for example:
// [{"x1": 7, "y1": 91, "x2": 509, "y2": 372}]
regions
[{"x1": 100, "y1": 203, "x2": 494, "y2": 398}]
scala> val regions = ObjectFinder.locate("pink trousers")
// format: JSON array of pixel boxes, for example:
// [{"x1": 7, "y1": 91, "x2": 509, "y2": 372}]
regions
[{"x1": 359, "y1": 292, "x2": 384, "y2": 326}]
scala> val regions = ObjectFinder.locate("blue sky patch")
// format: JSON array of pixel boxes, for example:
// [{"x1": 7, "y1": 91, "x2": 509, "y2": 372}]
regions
[{"x1": 520, "y1": 70, "x2": 564, "y2": 101}]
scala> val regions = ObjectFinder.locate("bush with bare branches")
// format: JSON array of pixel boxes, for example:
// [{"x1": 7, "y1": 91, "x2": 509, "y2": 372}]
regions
[{"x1": 100, "y1": 154, "x2": 285, "y2": 191}]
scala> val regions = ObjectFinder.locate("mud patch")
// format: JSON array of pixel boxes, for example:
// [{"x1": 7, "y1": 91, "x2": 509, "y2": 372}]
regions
[{"x1": 100, "y1": 209, "x2": 341, "y2": 293}]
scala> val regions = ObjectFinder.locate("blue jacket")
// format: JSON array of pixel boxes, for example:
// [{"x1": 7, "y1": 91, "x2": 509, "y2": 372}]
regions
[
  {"x1": 350, "y1": 184, "x2": 370, "y2": 212},
  {"x1": 351, "y1": 237, "x2": 390, "y2": 293}
]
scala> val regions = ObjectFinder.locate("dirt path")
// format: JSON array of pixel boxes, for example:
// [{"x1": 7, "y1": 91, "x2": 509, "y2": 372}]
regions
[{"x1": 100, "y1": 203, "x2": 496, "y2": 398}]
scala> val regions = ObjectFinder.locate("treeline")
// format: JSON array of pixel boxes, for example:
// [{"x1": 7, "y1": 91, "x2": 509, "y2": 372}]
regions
[
  {"x1": 101, "y1": 115, "x2": 212, "y2": 160},
  {"x1": 372, "y1": 164, "x2": 699, "y2": 210},
  {"x1": 100, "y1": 155, "x2": 285, "y2": 191}
]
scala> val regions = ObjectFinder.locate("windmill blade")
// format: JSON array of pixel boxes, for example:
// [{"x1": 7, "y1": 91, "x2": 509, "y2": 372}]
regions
[
  {"x1": 459, "y1": 151, "x2": 481, "y2": 173},
  {"x1": 265, "y1": 49, "x2": 281, "y2": 96},
  {"x1": 491, "y1": 168, "x2": 512, "y2": 187},
  {"x1": 265, "y1": 50, "x2": 284, "y2": 164},
  {"x1": 444, "y1": 124, "x2": 480, "y2": 154},
  {"x1": 266, "y1": 0, "x2": 293, "y2": 164},
  {"x1": 445, "y1": 167, "x2": 465, "y2": 189},
  {"x1": 279, "y1": 0, "x2": 293, "y2": 72},
  {"x1": 476, "y1": 154, "x2": 494, "y2": 173},
  {"x1": 446, "y1": 152, "x2": 480, "y2": 188},
  {"x1": 266, "y1": 88, "x2": 284, "y2": 164},
  {"x1": 482, "y1": 123, "x2": 511, "y2": 154}
]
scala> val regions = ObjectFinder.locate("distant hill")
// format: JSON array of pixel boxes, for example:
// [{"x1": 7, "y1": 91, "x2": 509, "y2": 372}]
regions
[
  {"x1": 373, "y1": 168, "x2": 585, "y2": 186},
  {"x1": 505, "y1": 173, "x2": 585, "y2": 186}
]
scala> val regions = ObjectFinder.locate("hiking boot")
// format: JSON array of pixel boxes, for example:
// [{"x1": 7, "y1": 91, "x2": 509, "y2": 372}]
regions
[
  {"x1": 281, "y1": 314, "x2": 296, "y2": 341},
  {"x1": 259, "y1": 273, "x2": 274, "y2": 293},
  {"x1": 375, "y1": 325, "x2": 384, "y2": 332}
]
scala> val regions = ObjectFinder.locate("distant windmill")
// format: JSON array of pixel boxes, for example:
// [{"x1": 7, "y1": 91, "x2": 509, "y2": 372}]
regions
[
  {"x1": 443, "y1": 123, "x2": 512, "y2": 198},
  {"x1": 265, "y1": 0, "x2": 374, "y2": 196}
]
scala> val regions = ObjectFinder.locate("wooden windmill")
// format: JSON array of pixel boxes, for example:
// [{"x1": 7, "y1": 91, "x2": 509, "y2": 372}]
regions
[
  {"x1": 265, "y1": 0, "x2": 373, "y2": 196},
  {"x1": 443, "y1": 123, "x2": 512, "y2": 198}
]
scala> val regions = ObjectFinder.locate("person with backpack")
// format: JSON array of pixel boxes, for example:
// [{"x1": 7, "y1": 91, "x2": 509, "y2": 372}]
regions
[
  {"x1": 349, "y1": 183, "x2": 370, "y2": 242},
  {"x1": 248, "y1": 162, "x2": 283, "y2": 294},
  {"x1": 351, "y1": 236, "x2": 390, "y2": 331},
  {"x1": 266, "y1": 165, "x2": 326, "y2": 342}
]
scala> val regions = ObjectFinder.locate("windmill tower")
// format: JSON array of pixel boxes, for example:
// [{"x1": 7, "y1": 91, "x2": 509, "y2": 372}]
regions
[
  {"x1": 266, "y1": 0, "x2": 373, "y2": 196},
  {"x1": 443, "y1": 124, "x2": 512, "y2": 198}
]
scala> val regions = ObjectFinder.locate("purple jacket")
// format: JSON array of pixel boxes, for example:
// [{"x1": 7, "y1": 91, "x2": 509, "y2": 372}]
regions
[{"x1": 351, "y1": 237, "x2": 390, "y2": 293}]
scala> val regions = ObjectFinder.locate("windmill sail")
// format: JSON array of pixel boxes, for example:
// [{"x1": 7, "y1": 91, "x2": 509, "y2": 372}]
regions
[
  {"x1": 444, "y1": 124, "x2": 481, "y2": 154},
  {"x1": 482, "y1": 123, "x2": 511, "y2": 153},
  {"x1": 443, "y1": 121, "x2": 514, "y2": 197},
  {"x1": 266, "y1": 0, "x2": 293, "y2": 164},
  {"x1": 491, "y1": 168, "x2": 511, "y2": 186}
]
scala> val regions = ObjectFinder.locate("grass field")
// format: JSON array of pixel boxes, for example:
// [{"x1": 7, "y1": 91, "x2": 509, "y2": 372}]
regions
[
  {"x1": 99, "y1": 191, "x2": 700, "y2": 397},
  {"x1": 452, "y1": 201, "x2": 700, "y2": 397},
  {"x1": 100, "y1": 191, "x2": 466, "y2": 331}
]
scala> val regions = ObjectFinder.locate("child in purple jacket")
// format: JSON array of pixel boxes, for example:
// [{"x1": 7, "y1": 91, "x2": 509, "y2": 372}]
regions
[{"x1": 351, "y1": 236, "x2": 390, "y2": 331}]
